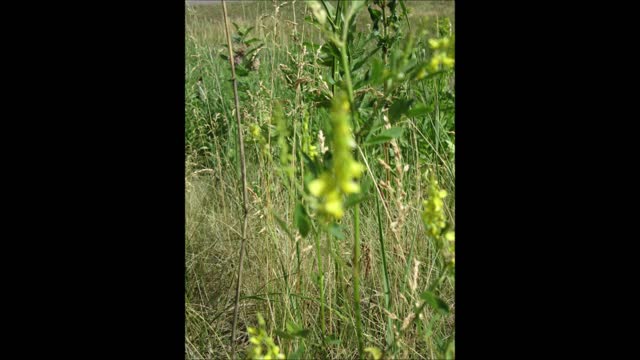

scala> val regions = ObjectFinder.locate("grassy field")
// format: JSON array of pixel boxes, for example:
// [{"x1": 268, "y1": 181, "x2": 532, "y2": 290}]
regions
[{"x1": 185, "y1": 1, "x2": 455, "y2": 359}]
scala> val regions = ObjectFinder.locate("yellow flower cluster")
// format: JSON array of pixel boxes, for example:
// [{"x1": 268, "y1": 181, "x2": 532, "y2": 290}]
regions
[
  {"x1": 308, "y1": 92, "x2": 365, "y2": 219},
  {"x1": 422, "y1": 177, "x2": 448, "y2": 237},
  {"x1": 246, "y1": 314, "x2": 285, "y2": 360},
  {"x1": 445, "y1": 231, "x2": 455, "y2": 265},
  {"x1": 428, "y1": 37, "x2": 455, "y2": 71},
  {"x1": 422, "y1": 176, "x2": 455, "y2": 265},
  {"x1": 249, "y1": 123, "x2": 270, "y2": 157}
]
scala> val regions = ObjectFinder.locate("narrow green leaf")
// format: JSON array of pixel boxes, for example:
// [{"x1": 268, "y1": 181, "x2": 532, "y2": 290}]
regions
[
  {"x1": 368, "y1": 6, "x2": 382, "y2": 24},
  {"x1": 389, "y1": 99, "x2": 414, "y2": 122},
  {"x1": 232, "y1": 22, "x2": 241, "y2": 35},
  {"x1": 288, "y1": 343, "x2": 306, "y2": 360},
  {"x1": 235, "y1": 66, "x2": 249, "y2": 77},
  {"x1": 407, "y1": 103, "x2": 432, "y2": 118},
  {"x1": 274, "y1": 214, "x2": 295, "y2": 242},
  {"x1": 345, "y1": 193, "x2": 372, "y2": 208},
  {"x1": 327, "y1": 223, "x2": 345, "y2": 240},
  {"x1": 420, "y1": 291, "x2": 450, "y2": 314},
  {"x1": 380, "y1": 127, "x2": 404, "y2": 139},
  {"x1": 275, "y1": 330, "x2": 294, "y2": 339},
  {"x1": 294, "y1": 203, "x2": 311, "y2": 238},
  {"x1": 352, "y1": 46, "x2": 381, "y2": 73},
  {"x1": 324, "y1": 335, "x2": 342, "y2": 345},
  {"x1": 398, "y1": 0, "x2": 411, "y2": 30},
  {"x1": 286, "y1": 322, "x2": 310, "y2": 338},
  {"x1": 445, "y1": 339, "x2": 455, "y2": 360},
  {"x1": 244, "y1": 26, "x2": 255, "y2": 37},
  {"x1": 370, "y1": 58, "x2": 384, "y2": 85},
  {"x1": 245, "y1": 44, "x2": 264, "y2": 57},
  {"x1": 364, "y1": 127, "x2": 404, "y2": 146}
]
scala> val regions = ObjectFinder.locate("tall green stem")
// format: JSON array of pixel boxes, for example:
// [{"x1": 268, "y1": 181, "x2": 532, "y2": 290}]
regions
[
  {"x1": 222, "y1": 0, "x2": 250, "y2": 357},
  {"x1": 314, "y1": 229, "x2": 326, "y2": 336},
  {"x1": 352, "y1": 203, "x2": 363, "y2": 359},
  {"x1": 335, "y1": 9, "x2": 364, "y2": 360},
  {"x1": 337, "y1": 2, "x2": 365, "y2": 357},
  {"x1": 375, "y1": 194, "x2": 394, "y2": 350}
]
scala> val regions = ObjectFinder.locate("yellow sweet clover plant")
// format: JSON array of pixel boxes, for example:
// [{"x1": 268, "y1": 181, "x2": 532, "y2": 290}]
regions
[
  {"x1": 307, "y1": 91, "x2": 365, "y2": 220},
  {"x1": 422, "y1": 175, "x2": 455, "y2": 265},
  {"x1": 246, "y1": 314, "x2": 285, "y2": 360}
]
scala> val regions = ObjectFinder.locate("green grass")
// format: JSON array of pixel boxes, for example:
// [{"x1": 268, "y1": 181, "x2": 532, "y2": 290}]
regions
[{"x1": 186, "y1": 1, "x2": 455, "y2": 359}]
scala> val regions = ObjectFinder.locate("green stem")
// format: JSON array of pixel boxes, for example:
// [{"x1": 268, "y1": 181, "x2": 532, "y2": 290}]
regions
[
  {"x1": 382, "y1": 0, "x2": 388, "y2": 64},
  {"x1": 336, "y1": 2, "x2": 364, "y2": 357},
  {"x1": 314, "y1": 229, "x2": 326, "y2": 336},
  {"x1": 375, "y1": 193, "x2": 394, "y2": 350},
  {"x1": 352, "y1": 202, "x2": 364, "y2": 360},
  {"x1": 339, "y1": 28, "x2": 354, "y2": 106}
]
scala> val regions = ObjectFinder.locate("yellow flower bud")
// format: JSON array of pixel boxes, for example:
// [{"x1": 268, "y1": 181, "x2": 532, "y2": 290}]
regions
[
  {"x1": 324, "y1": 196, "x2": 344, "y2": 218},
  {"x1": 442, "y1": 56, "x2": 455, "y2": 67},
  {"x1": 308, "y1": 178, "x2": 327, "y2": 197},
  {"x1": 341, "y1": 180, "x2": 360, "y2": 194}
]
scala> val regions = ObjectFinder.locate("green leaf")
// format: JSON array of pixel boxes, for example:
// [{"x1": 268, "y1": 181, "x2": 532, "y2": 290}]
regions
[
  {"x1": 286, "y1": 322, "x2": 310, "y2": 338},
  {"x1": 232, "y1": 22, "x2": 242, "y2": 35},
  {"x1": 304, "y1": 14, "x2": 316, "y2": 26},
  {"x1": 370, "y1": 58, "x2": 384, "y2": 85},
  {"x1": 274, "y1": 214, "x2": 295, "y2": 242},
  {"x1": 235, "y1": 66, "x2": 249, "y2": 77},
  {"x1": 288, "y1": 343, "x2": 306, "y2": 360},
  {"x1": 244, "y1": 26, "x2": 255, "y2": 37},
  {"x1": 445, "y1": 339, "x2": 455, "y2": 360},
  {"x1": 245, "y1": 44, "x2": 264, "y2": 58},
  {"x1": 344, "y1": 193, "x2": 372, "y2": 208},
  {"x1": 301, "y1": 152, "x2": 320, "y2": 177},
  {"x1": 237, "y1": 80, "x2": 249, "y2": 92},
  {"x1": 294, "y1": 203, "x2": 311, "y2": 238},
  {"x1": 352, "y1": 46, "x2": 382, "y2": 73},
  {"x1": 364, "y1": 127, "x2": 404, "y2": 146},
  {"x1": 407, "y1": 103, "x2": 432, "y2": 118},
  {"x1": 420, "y1": 291, "x2": 450, "y2": 314},
  {"x1": 389, "y1": 99, "x2": 414, "y2": 122},
  {"x1": 275, "y1": 329, "x2": 294, "y2": 339},
  {"x1": 368, "y1": 6, "x2": 382, "y2": 24},
  {"x1": 380, "y1": 126, "x2": 404, "y2": 138},
  {"x1": 324, "y1": 335, "x2": 342, "y2": 345},
  {"x1": 398, "y1": 0, "x2": 411, "y2": 30},
  {"x1": 327, "y1": 223, "x2": 345, "y2": 240},
  {"x1": 361, "y1": 175, "x2": 373, "y2": 194},
  {"x1": 318, "y1": 42, "x2": 339, "y2": 67}
]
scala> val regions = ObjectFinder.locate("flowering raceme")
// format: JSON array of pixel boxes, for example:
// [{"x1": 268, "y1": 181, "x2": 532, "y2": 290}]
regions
[
  {"x1": 422, "y1": 176, "x2": 448, "y2": 237},
  {"x1": 308, "y1": 92, "x2": 365, "y2": 220},
  {"x1": 246, "y1": 314, "x2": 285, "y2": 360},
  {"x1": 422, "y1": 176, "x2": 455, "y2": 265},
  {"x1": 427, "y1": 37, "x2": 455, "y2": 72}
]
